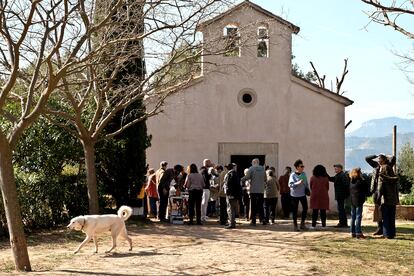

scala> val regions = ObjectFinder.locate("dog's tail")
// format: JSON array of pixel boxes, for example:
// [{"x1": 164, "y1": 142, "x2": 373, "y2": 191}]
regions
[{"x1": 118, "y1": 205, "x2": 133, "y2": 221}]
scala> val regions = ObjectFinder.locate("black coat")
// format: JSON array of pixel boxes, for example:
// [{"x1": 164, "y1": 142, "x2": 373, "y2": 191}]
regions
[
  {"x1": 329, "y1": 171, "x2": 350, "y2": 201},
  {"x1": 200, "y1": 167, "x2": 211, "y2": 189},
  {"x1": 350, "y1": 178, "x2": 366, "y2": 206},
  {"x1": 225, "y1": 170, "x2": 241, "y2": 199}
]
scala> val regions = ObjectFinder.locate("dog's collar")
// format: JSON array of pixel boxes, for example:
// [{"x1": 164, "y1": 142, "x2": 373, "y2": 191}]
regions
[{"x1": 80, "y1": 217, "x2": 86, "y2": 231}]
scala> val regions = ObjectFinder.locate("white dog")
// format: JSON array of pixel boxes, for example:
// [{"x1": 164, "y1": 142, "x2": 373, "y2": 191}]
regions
[{"x1": 67, "y1": 205, "x2": 133, "y2": 254}]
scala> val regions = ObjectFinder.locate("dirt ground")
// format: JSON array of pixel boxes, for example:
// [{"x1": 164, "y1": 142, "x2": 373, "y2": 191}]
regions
[{"x1": 1, "y1": 218, "x2": 413, "y2": 275}]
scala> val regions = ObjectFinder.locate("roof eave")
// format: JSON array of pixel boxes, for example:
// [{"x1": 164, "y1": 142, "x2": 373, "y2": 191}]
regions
[
  {"x1": 197, "y1": 1, "x2": 300, "y2": 34},
  {"x1": 291, "y1": 75, "x2": 354, "y2": 107}
]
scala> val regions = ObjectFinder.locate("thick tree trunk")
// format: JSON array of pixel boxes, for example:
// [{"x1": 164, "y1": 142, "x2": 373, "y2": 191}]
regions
[
  {"x1": 0, "y1": 133, "x2": 31, "y2": 271},
  {"x1": 82, "y1": 140, "x2": 99, "y2": 214}
]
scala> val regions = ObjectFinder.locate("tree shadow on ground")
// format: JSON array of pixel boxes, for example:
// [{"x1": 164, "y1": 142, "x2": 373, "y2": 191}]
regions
[
  {"x1": 1, "y1": 218, "x2": 412, "y2": 250},
  {"x1": 125, "y1": 218, "x2": 414, "y2": 253},
  {"x1": 103, "y1": 250, "x2": 180, "y2": 258},
  {"x1": 56, "y1": 270, "x2": 137, "y2": 276}
]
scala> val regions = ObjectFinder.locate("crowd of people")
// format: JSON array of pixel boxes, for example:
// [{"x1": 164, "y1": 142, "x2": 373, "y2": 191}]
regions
[{"x1": 144, "y1": 154, "x2": 399, "y2": 239}]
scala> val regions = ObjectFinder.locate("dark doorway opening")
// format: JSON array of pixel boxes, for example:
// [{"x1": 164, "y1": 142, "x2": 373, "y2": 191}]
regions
[{"x1": 230, "y1": 155, "x2": 265, "y2": 180}]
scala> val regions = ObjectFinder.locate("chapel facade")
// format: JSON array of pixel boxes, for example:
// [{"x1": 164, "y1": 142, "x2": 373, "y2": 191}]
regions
[{"x1": 146, "y1": 1, "x2": 353, "y2": 210}]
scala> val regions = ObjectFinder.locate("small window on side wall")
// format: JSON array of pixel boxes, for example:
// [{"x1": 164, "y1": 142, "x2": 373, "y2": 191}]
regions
[
  {"x1": 257, "y1": 26, "x2": 269, "y2": 58},
  {"x1": 223, "y1": 24, "x2": 240, "y2": 57}
]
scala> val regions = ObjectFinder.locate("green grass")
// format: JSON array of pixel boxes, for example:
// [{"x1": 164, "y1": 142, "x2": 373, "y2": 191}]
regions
[{"x1": 305, "y1": 224, "x2": 414, "y2": 275}]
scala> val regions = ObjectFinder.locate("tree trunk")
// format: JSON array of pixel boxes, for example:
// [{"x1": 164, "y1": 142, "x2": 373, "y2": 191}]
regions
[
  {"x1": 82, "y1": 140, "x2": 100, "y2": 214},
  {"x1": 0, "y1": 133, "x2": 31, "y2": 271}
]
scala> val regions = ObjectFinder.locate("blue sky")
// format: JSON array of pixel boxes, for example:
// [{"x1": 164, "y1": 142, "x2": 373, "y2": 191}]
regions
[{"x1": 253, "y1": 0, "x2": 414, "y2": 132}]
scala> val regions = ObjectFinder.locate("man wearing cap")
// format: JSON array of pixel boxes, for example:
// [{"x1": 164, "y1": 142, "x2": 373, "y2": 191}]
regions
[{"x1": 329, "y1": 164, "x2": 350, "y2": 227}]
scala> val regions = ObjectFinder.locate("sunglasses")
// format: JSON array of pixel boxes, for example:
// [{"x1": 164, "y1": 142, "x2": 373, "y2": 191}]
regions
[{"x1": 299, "y1": 165, "x2": 305, "y2": 168}]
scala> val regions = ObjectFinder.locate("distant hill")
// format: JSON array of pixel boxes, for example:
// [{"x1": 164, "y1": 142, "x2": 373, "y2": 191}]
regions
[
  {"x1": 345, "y1": 117, "x2": 414, "y2": 171},
  {"x1": 347, "y1": 117, "x2": 414, "y2": 138},
  {"x1": 345, "y1": 134, "x2": 414, "y2": 171}
]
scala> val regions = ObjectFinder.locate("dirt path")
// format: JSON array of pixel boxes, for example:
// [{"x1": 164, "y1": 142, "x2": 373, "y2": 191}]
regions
[{"x1": 1, "y1": 218, "x2": 359, "y2": 275}]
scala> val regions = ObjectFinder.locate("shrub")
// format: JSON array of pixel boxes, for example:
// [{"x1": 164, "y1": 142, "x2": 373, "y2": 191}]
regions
[
  {"x1": 398, "y1": 174, "x2": 413, "y2": 194},
  {"x1": 0, "y1": 118, "x2": 87, "y2": 236},
  {"x1": 15, "y1": 170, "x2": 88, "y2": 230},
  {"x1": 398, "y1": 143, "x2": 414, "y2": 193}
]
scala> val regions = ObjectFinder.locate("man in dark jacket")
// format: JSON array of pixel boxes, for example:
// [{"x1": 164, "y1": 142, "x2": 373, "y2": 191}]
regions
[
  {"x1": 329, "y1": 164, "x2": 350, "y2": 227},
  {"x1": 223, "y1": 163, "x2": 241, "y2": 229},
  {"x1": 158, "y1": 168, "x2": 174, "y2": 222}
]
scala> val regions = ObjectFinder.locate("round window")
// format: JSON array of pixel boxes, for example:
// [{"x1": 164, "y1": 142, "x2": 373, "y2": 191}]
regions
[
  {"x1": 242, "y1": 93, "x2": 253, "y2": 104},
  {"x1": 238, "y1": 89, "x2": 257, "y2": 107}
]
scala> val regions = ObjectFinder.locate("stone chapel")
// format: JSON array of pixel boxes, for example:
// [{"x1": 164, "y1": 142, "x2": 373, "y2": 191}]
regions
[{"x1": 146, "y1": 0, "x2": 353, "y2": 209}]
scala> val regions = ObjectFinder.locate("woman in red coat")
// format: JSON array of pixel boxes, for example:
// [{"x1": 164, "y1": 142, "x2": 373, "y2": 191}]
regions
[{"x1": 310, "y1": 165, "x2": 330, "y2": 228}]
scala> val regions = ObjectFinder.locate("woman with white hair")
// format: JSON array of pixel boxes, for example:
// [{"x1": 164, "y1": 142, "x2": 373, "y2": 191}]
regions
[
  {"x1": 241, "y1": 168, "x2": 251, "y2": 220},
  {"x1": 264, "y1": 169, "x2": 280, "y2": 224}
]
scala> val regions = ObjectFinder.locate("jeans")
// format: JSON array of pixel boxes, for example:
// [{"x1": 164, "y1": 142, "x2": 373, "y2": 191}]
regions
[
  {"x1": 201, "y1": 189, "x2": 210, "y2": 219},
  {"x1": 207, "y1": 200, "x2": 216, "y2": 216},
  {"x1": 337, "y1": 199, "x2": 347, "y2": 225},
  {"x1": 219, "y1": 196, "x2": 228, "y2": 225},
  {"x1": 312, "y1": 209, "x2": 326, "y2": 227},
  {"x1": 264, "y1": 198, "x2": 278, "y2": 223},
  {"x1": 250, "y1": 193, "x2": 264, "y2": 224},
  {"x1": 149, "y1": 197, "x2": 158, "y2": 217},
  {"x1": 381, "y1": 204, "x2": 396, "y2": 238},
  {"x1": 350, "y1": 205, "x2": 363, "y2": 234},
  {"x1": 227, "y1": 197, "x2": 238, "y2": 227},
  {"x1": 188, "y1": 189, "x2": 203, "y2": 223},
  {"x1": 281, "y1": 193, "x2": 292, "y2": 218},
  {"x1": 292, "y1": 196, "x2": 308, "y2": 225}
]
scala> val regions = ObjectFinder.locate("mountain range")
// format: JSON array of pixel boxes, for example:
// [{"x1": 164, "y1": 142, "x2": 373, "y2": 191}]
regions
[{"x1": 345, "y1": 117, "x2": 414, "y2": 171}]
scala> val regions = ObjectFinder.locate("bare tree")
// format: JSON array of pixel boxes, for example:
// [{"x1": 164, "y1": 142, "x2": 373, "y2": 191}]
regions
[
  {"x1": 362, "y1": 1, "x2": 414, "y2": 80},
  {"x1": 42, "y1": 0, "x2": 235, "y2": 216},
  {"x1": 310, "y1": 59, "x2": 349, "y2": 95},
  {"x1": 362, "y1": 0, "x2": 414, "y2": 39},
  {"x1": 0, "y1": 0, "x2": 177, "y2": 271}
]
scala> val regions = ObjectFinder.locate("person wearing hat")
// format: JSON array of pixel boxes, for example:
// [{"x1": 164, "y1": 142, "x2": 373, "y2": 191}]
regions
[{"x1": 328, "y1": 163, "x2": 350, "y2": 228}]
